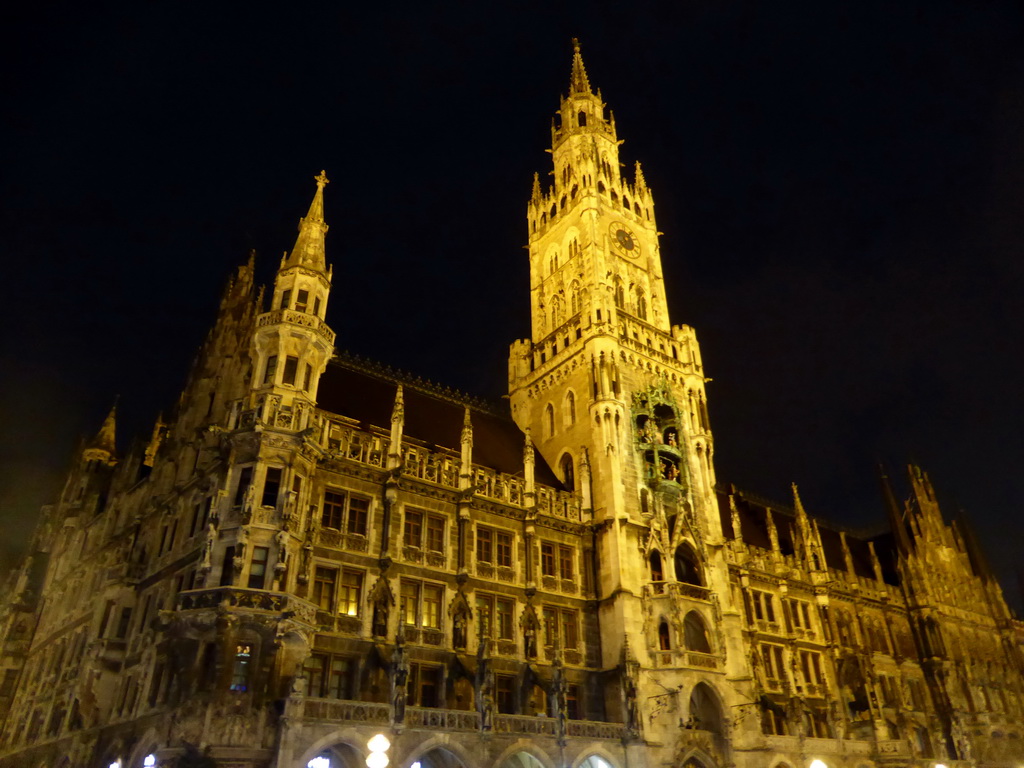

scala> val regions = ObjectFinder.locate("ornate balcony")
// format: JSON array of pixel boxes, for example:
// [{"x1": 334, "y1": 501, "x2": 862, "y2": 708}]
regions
[{"x1": 177, "y1": 586, "x2": 318, "y2": 627}]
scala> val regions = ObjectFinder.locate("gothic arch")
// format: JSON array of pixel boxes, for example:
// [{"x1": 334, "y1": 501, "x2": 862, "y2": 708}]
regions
[
  {"x1": 544, "y1": 403, "x2": 555, "y2": 439},
  {"x1": 674, "y1": 543, "x2": 704, "y2": 586},
  {"x1": 683, "y1": 611, "x2": 712, "y2": 653},
  {"x1": 572, "y1": 750, "x2": 622, "y2": 768},
  {"x1": 559, "y1": 451, "x2": 575, "y2": 491},
  {"x1": 686, "y1": 681, "x2": 725, "y2": 734},
  {"x1": 403, "y1": 736, "x2": 475, "y2": 768},
  {"x1": 297, "y1": 731, "x2": 367, "y2": 768},
  {"x1": 491, "y1": 743, "x2": 557, "y2": 768},
  {"x1": 564, "y1": 390, "x2": 577, "y2": 427}
]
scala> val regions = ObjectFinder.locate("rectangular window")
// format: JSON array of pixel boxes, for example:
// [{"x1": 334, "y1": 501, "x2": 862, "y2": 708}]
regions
[
  {"x1": 296, "y1": 289, "x2": 309, "y2": 312},
  {"x1": 496, "y1": 531, "x2": 513, "y2": 567},
  {"x1": 401, "y1": 581, "x2": 420, "y2": 625},
  {"x1": 248, "y1": 546, "x2": 269, "y2": 589},
  {"x1": 560, "y1": 609, "x2": 579, "y2": 649},
  {"x1": 409, "y1": 663, "x2": 439, "y2": 707},
  {"x1": 262, "y1": 467, "x2": 282, "y2": 507},
  {"x1": 477, "y1": 527, "x2": 493, "y2": 563},
  {"x1": 314, "y1": 296, "x2": 322, "y2": 316},
  {"x1": 303, "y1": 654, "x2": 326, "y2": 697},
  {"x1": 230, "y1": 644, "x2": 251, "y2": 692},
  {"x1": 322, "y1": 490, "x2": 369, "y2": 537},
  {"x1": 188, "y1": 503, "x2": 201, "y2": 537},
  {"x1": 423, "y1": 584, "x2": 442, "y2": 629},
  {"x1": 234, "y1": 467, "x2": 253, "y2": 506},
  {"x1": 280, "y1": 289, "x2": 291, "y2": 310},
  {"x1": 404, "y1": 510, "x2": 423, "y2": 548},
  {"x1": 327, "y1": 656, "x2": 351, "y2": 699},
  {"x1": 496, "y1": 598, "x2": 514, "y2": 640},
  {"x1": 558, "y1": 545, "x2": 574, "y2": 580},
  {"x1": 567, "y1": 684, "x2": 580, "y2": 719},
  {"x1": 401, "y1": 580, "x2": 443, "y2": 630},
  {"x1": 541, "y1": 543, "x2": 555, "y2": 577},
  {"x1": 303, "y1": 363, "x2": 313, "y2": 392},
  {"x1": 348, "y1": 497, "x2": 369, "y2": 536},
  {"x1": 476, "y1": 594, "x2": 493, "y2": 640},
  {"x1": 426, "y1": 515, "x2": 445, "y2": 552},
  {"x1": 322, "y1": 490, "x2": 344, "y2": 529},
  {"x1": 761, "y1": 643, "x2": 786, "y2": 683},
  {"x1": 263, "y1": 355, "x2": 278, "y2": 385},
  {"x1": 496, "y1": 674, "x2": 515, "y2": 713},
  {"x1": 543, "y1": 607, "x2": 558, "y2": 646},
  {"x1": 752, "y1": 591, "x2": 776, "y2": 624},
  {"x1": 116, "y1": 607, "x2": 133, "y2": 639},
  {"x1": 283, "y1": 356, "x2": 299, "y2": 386},
  {"x1": 220, "y1": 545, "x2": 235, "y2": 586},
  {"x1": 313, "y1": 567, "x2": 337, "y2": 612},
  {"x1": 339, "y1": 570, "x2": 363, "y2": 616}
]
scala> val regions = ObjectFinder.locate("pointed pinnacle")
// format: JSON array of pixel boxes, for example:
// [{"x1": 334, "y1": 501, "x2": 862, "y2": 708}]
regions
[
  {"x1": 634, "y1": 161, "x2": 647, "y2": 189},
  {"x1": 286, "y1": 171, "x2": 330, "y2": 272},
  {"x1": 569, "y1": 38, "x2": 592, "y2": 94},
  {"x1": 532, "y1": 172, "x2": 542, "y2": 202},
  {"x1": 91, "y1": 400, "x2": 118, "y2": 456},
  {"x1": 791, "y1": 483, "x2": 808, "y2": 520}
]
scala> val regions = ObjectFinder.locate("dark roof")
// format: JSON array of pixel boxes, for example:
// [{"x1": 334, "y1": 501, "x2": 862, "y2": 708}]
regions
[
  {"x1": 317, "y1": 355, "x2": 563, "y2": 488},
  {"x1": 716, "y1": 487, "x2": 898, "y2": 585}
]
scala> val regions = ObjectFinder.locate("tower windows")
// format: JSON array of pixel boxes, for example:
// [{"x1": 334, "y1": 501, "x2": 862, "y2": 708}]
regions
[
  {"x1": 280, "y1": 290, "x2": 291, "y2": 310},
  {"x1": 263, "y1": 356, "x2": 278, "y2": 385},
  {"x1": 650, "y1": 551, "x2": 664, "y2": 583},
  {"x1": 636, "y1": 289, "x2": 648, "y2": 321},
  {"x1": 613, "y1": 279, "x2": 625, "y2": 309},
  {"x1": 597, "y1": 181, "x2": 606, "y2": 194},
  {"x1": 560, "y1": 453, "x2": 575, "y2": 490},
  {"x1": 564, "y1": 390, "x2": 576, "y2": 426},
  {"x1": 623, "y1": 195, "x2": 630, "y2": 210},
  {"x1": 283, "y1": 356, "x2": 299, "y2": 386},
  {"x1": 314, "y1": 296, "x2": 321, "y2": 316},
  {"x1": 262, "y1": 467, "x2": 282, "y2": 507},
  {"x1": 544, "y1": 403, "x2": 555, "y2": 438},
  {"x1": 569, "y1": 280, "x2": 580, "y2": 315},
  {"x1": 304, "y1": 363, "x2": 313, "y2": 392},
  {"x1": 296, "y1": 289, "x2": 309, "y2": 312},
  {"x1": 577, "y1": 111, "x2": 587, "y2": 127}
]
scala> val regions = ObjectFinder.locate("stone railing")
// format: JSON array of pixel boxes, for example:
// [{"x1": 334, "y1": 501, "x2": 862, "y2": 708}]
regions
[
  {"x1": 406, "y1": 707, "x2": 479, "y2": 731},
  {"x1": 566, "y1": 720, "x2": 624, "y2": 740},
  {"x1": 257, "y1": 308, "x2": 335, "y2": 344},
  {"x1": 302, "y1": 699, "x2": 389, "y2": 724},
  {"x1": 685, "y1": 651, "x2": 718, "y2": 670},
  {"x1": 674, "y1": 582, "x2": 711, "y2": 601},
  {"x1": 493, "y1": 714, "x2": 557, "y2": 736},
  {"x1": 177, "y1": 587, "x2": 318, "y2": 626},
  {"x1": 875, "y1": 740, "x2": 911, "y2": 758}
]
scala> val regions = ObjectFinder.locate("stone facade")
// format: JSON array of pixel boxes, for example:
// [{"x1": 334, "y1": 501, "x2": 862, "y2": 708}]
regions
[{"x1": 1, "y1": 41, "x2": 1023, "y2": 768}]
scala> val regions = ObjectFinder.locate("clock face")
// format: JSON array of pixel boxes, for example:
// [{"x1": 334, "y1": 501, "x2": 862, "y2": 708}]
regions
[{"x1": 610, "y1": 223, "x2": 640, "y2": 258}]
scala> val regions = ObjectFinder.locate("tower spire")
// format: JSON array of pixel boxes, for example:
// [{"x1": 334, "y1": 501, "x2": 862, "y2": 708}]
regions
[
  {"x1": 284, "y1": 170, "x2": 330, "y2": 272},
  {"x1": 569, "y1": 38, "x2": 592, "y2": 94},
  {"x1": 84, "y1": 400, "x2": 118, "y2": 462}
]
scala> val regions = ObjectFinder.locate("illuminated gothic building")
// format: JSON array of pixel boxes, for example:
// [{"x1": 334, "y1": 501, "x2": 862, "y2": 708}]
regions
[{"x1": 1, "y1": 42, "x2": 1023, "y2": 768}]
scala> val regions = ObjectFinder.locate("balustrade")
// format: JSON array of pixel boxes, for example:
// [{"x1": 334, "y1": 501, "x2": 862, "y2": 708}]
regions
[
  {"x1": 303, "y1": 699, "x2": 389, "y2": 723},
  {"x1": 177, "y1": 586, "x2": 317, "y2": 626}
]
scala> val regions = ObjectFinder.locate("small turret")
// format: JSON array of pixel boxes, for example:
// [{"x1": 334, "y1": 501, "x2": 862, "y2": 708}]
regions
[{"x1": 82, "y1": 402, "x2": 118, "y2": 465}]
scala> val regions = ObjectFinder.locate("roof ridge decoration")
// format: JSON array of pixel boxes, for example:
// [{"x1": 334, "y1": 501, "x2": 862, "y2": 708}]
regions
[
  {"x1": 332, "y1": 350, "x2": 508, "y2": 417},
  {"x1": 722, "y1": 484, "x2": 889, "y2": 541}
]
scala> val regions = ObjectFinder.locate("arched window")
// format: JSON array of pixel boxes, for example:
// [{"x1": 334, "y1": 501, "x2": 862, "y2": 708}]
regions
[
  {"x1": 564, "y1": 391, "x2": 576, "y2": 426},
  {"x1": 650, "y1": 551, "x2": 664, "y2": 582},
  {"x1": 683, "y1": 611, "x2": 711, "y2": 653},
  {"x1": 569, "y1": 281, "x2": 581, "y2": 315},
  {"x1": 613, "y1": 279, "x2": 625, "y2": 309},
  {"x1": 675, "y1": 545, "x2": 703, "y2": 585},
  {"x1": 658, "y1": 621, "x2": 671, "y2": 650},
  {"x1": 577, "y1": 111, "x2": 587, "y2": 127},
  {"x1": 560, "y1": 453, "x2": 575, "y2": 490},
  {"x1": 597, "y1": 180, "x2": 606, "y2": 194},
  {"x1": 635, "y1": 290, "x2": 647, "y2": 321},
  {"x1": 544, "y1": 404, "x2": 555, "y2": 439},
  {"x1": 230, "y1": 643, "x2": 252, "y2": 691},
  {"x1": 623, "y1": 196, "x2": 630, "y2": 210}
]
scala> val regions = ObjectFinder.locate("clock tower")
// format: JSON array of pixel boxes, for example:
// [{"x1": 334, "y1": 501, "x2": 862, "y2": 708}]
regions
[{"x1": 509, "y1": 43, "x2": 743, "y2": 684}]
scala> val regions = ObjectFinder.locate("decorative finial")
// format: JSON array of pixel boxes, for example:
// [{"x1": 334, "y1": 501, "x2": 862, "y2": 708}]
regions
[
  {"x1": 315, "y1": 170, "x2": 330, "y2": 188},
  {"x1": 569, "y1": 38, "x2": 592, "y2": 95}
]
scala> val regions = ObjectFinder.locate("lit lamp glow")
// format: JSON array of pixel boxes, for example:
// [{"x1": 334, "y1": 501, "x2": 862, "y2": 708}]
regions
[
  {"x1": 809, "y1": 760, "x2": 828, "y2": 768},
  {"x1": 934, "y1": 764, "x2": 949, "y2": 768},
  {"x1": 366, "y1": 733, "x2": 391, "y2": 768}
]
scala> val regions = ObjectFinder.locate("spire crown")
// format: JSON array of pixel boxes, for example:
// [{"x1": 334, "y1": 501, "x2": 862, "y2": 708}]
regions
[
  {"x1": 569, "y1": 38, "x2": 592, "y2": 95},
  {"x1": 283, "y1": 170, "x2": 330, "y2": 273}
]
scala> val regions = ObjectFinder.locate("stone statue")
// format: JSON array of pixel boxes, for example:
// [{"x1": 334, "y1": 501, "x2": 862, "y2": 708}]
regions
[
  {"x1": 275, "y1": 528, "x2": 289, "y2": 568},
  {"x1": 373, "y1": 601, "x2": 389, "y2": 638},
  {"x1": 392, "y1": 635, "x2": 409, "y2": 725}
]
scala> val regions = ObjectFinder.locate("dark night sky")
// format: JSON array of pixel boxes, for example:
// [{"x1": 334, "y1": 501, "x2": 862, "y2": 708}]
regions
[{"x1": 2, "y1": 2, "x2": 1023, "y2": 611}]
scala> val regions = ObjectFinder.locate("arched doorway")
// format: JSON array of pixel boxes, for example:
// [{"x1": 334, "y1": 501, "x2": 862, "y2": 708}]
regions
[
  {"x1": 578, "y1": 756, "x2": 615, "y2": 768},
  {"x1": 687, "y1": 682, "x2": 723, "y2": 733}
]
